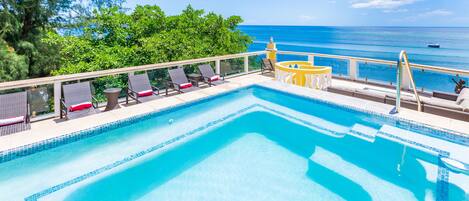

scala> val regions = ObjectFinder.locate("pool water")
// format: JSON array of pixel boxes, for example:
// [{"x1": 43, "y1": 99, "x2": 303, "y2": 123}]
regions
[{"x1": 0, "y1": 85, "x2": 467, "y2": 201}]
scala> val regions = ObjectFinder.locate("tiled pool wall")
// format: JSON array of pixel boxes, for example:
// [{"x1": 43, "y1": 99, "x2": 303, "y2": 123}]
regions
[{"x1": 1, "y1": 84, "x2": 468, "y2": 165}]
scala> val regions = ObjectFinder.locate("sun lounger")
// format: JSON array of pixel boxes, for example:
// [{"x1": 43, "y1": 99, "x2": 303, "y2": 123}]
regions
[
  {"x1": 261, "y1": 58, "x2": 275, "y2": 74},
  {"x1": 61, "y1": 81, "x2": 100, "y2": 120},
  {"x1": 327, "y1": 86, "x2": 469, "y2": 121},
  {"x1": 198, "y1": 64, "x2": 226, "y2": 86},
  {"x1": 167, "y1": 68, "x2": 199, "y2": 94},
  {"x1": 126, "y1": 72, "x2": 161, "y2": 104},
  {"x1": 0, "y1": 91, "x2": 30, "y2": 135}
]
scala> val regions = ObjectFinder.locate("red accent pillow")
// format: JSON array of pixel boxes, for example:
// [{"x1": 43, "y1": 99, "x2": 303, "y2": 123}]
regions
[
  {"x1": 180, "y1": 83, "x2": 193, "y2": 89},
  {"x1": 137, "y1": 90, "x2": 153, "y2": 97},
  {"x1": 69, "y1": 102, "x2": 92, "y2": 112},
  {"x1": 209, "y1": 75, "x2": 220, "y2": 82},
  {"x1": 0, "y1": 116, "x2": 25, "y2": 127}
]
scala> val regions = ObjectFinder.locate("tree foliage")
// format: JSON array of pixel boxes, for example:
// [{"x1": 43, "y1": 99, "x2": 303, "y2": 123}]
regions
[
  {"x1": 51, "y1": 5, "x2": 252, "y2": 75},
  {"x1": 0, "y1": 0, "x2": 73, "y2": 79},
  {"x1": 0, "y1": 39, "x2": 28, "y2": 81},
  {"x1": 0, "y1": 2, "x2": 251, "y2": 83}
]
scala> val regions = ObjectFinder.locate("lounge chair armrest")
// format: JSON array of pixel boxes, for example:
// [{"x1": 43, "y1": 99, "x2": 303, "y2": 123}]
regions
[
  {"x1": 60, "y1": 98, "x2": 68, "y2": 109},
  {"x1": 187, "y1": 78, "x2": 198, "y2": 85},
  {"x1": 151, "y1": 86, "x2": 160, "y2": 95},
  {"x1": 217, "y1": 74, "x2": 225, "y2": 80},
  {"x1": 91, "y1": 96, "x2": 99, "y2": 108},
  {"x1": 202, "y1": 75, "x2": 212, "y2": 80},
  {"x1": 26, "y1": 103, "x2": 31, "y2": 123},
  {"x1": 60, "y1": 98, "x2": 68, "y2": 118},
  {"x1": 172, "y1": 82, "x2": 181, "y2": 89},
  {"x1": 433, "y1": 91, "x2": 458, "y2": 101},
  {"x1": 127, "y1": 87, "x2": 138, "y2": 95}
]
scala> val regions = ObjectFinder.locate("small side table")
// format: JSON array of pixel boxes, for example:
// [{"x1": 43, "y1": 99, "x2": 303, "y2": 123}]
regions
[
  {"x1": 104, "y1": 88, "x2": 122, "y2": 111},
  {"x1": 187, "y1": 73, "x2": 203, "y2": 87}
]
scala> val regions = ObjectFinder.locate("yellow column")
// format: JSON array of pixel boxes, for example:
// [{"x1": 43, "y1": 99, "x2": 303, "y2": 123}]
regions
[{"x1": 266, "y1": 37, "x2": 277, "y2": 62}]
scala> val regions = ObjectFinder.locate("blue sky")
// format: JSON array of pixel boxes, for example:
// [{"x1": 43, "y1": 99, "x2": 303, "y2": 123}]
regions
[{"x1": 124, "y1": 0, "x2": 469, "y2": 26}]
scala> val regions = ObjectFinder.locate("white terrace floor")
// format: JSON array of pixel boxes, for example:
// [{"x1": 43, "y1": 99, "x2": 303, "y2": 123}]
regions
[{"x1": 0, "y1": 73, "x2": 468, "y2": 153}]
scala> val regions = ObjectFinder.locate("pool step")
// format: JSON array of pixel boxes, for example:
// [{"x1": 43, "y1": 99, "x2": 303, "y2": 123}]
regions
[
  {"x1": 377, "y1": 125, "x2": 469, "y2": 163},
  {"x1": 348, "y1": 124, "x2": 378, "y2": 142},
  {"x1": 377, "y1": 125, "x2": 440, "y2": 155}
]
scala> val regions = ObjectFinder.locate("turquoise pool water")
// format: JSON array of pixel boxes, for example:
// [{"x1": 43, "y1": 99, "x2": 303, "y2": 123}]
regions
[{"x1": 0, "y1": 85, "x2": 467, "y2": 201}]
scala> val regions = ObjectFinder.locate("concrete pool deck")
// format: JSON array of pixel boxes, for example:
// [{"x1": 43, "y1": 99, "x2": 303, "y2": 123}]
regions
[{"x1": 0, "y1": 73, "x2": 468, "y2": 153}]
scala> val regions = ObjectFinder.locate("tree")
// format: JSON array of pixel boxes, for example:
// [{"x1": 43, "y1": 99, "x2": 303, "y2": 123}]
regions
[
  {"x1": 0, "y1": 0, "x2": 74, "y2": 79},
  {"x1": 0, "y1": 39, "x2": 28, "y2": 81},
  {"x1": 51, "y1": 5, "x2": 252, "y2": 75}
]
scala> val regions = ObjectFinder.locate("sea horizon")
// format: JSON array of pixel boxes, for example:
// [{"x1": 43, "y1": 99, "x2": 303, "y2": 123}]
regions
[
  {"x1": 240, "y1": 25, "x2": 469, "y2": 28},
  {"x1": 239, "y1": 26, "x2": 469, "y2": 70}
]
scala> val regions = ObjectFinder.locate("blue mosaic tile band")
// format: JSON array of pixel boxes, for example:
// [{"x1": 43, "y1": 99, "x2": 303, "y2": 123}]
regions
[
  {"x1": 436, "y1": 158, "x2": 450, "y2": 201},
  {"x1": 378, "y1": 129, "x2": 450, "y2": 157},
  {"x1": 348, "y1": 129, "x2": 375, "y2": 141}
]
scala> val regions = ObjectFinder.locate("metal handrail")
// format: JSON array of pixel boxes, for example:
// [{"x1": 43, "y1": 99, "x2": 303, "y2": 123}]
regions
[{"x1": 396, "y1": 50, "x2": 422, "y2": 112}]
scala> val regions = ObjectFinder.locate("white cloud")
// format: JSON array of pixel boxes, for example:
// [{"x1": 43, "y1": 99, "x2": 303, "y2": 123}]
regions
[
  {"x1": 383, "y1": 8, "x2": 408, "y2": 13},
  {"x1": 400, "y1": 9, "x2": 454, "y2": 22},
  {"x1": 351, "y1": 0, "x2": 418, "y2": 9},
  {"x1": 298, "y1": 15, "x2": 316, "y2": 22},
  {"x1": 418, "y1": 9, "x2": 453, "y2": 17}
]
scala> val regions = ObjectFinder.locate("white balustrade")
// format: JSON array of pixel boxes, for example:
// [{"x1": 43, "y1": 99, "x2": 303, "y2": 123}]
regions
[{"x1": 244, "y1": 55, "x2": 249, "y2": 73}]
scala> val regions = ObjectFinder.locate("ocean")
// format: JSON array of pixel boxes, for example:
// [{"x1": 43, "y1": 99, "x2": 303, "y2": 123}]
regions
[{"x1": 239, "y1": 26, "x2": 469, "y2": 92}]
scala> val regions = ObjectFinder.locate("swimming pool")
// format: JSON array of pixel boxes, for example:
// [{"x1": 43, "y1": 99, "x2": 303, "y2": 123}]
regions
[{"x1": 0, "y1": 85, "x2": 467, "y2": 201}]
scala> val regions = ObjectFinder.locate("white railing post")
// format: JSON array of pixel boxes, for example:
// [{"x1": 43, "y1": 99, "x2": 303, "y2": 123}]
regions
[
  {"x1": 53, "y1": 81, "x2": 62, "y2": 117},
  {"x1": 349, "y1": 59, "x2": 358, "y2": 80},
  {"x1": 244, "y1": 55, "x2": 249, "y2": 73},
  {"x1": 215, "y1": 59, "x2": 221, "y2": 75},
  {"x1": 308, "y1": 54, "x2": 315, "y2": 65}
]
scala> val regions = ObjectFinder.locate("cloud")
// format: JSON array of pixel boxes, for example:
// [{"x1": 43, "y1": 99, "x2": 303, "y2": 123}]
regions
[
  {"x1": 400, "y1": 9, "x2": 454, "y2": 22},
  {"x1": 351, "y1": 0, "x2": 418, "y2": 9},
  {"x1": 418, "y1": 9, "x2": 453, "y2": 17},
  {"x1": 450, "y1": 17, "x2": 469, "y2": 23},
  {"x1": 383, "y1": 8, "x2": 408, "y2": 13},
  {"x1": 298, "y1": 15, "x2": 316, "y2": 22}
]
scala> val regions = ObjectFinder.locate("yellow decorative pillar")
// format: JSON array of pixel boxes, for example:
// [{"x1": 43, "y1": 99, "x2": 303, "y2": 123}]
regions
[{"x1": 266, "y1": 37, "x2": 277, "y2": 62}]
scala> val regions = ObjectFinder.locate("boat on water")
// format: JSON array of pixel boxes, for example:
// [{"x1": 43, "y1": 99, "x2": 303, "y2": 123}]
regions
[{"x1": 428, "y1": 43, "x2": 440, "y2": 48}]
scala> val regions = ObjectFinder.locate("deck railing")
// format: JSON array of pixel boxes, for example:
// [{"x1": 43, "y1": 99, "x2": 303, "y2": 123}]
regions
[
  {"x1": 277, "y1": 50, "x2": 469, "y2": 93},
  {"x1": 0, "y1": 51, "x2": 266, "y2": 119},
  {"x1": 277, "y1": 50, "x2": 469, "y2": 77},
  {"x1": 1, "y1": 49, "x2": 468, "y2": 120}
]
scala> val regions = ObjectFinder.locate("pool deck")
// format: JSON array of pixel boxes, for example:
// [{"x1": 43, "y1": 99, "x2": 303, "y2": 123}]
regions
[{"x1": 0, "y1": 73, "x2": 468, "y2": 153}]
